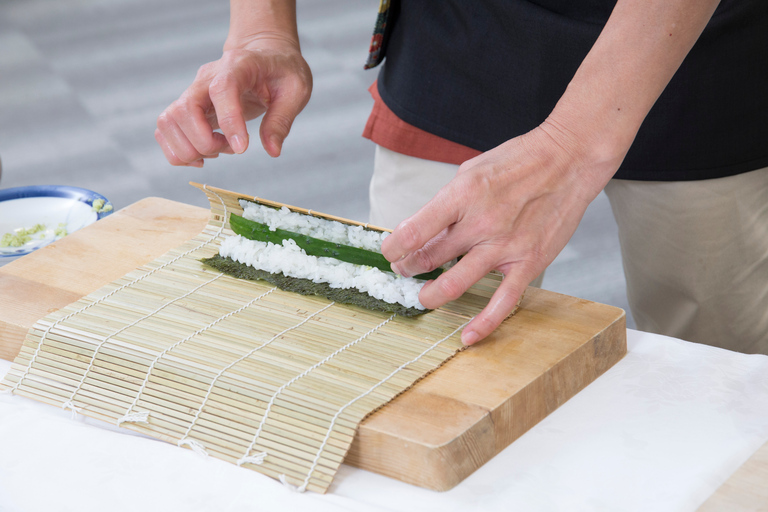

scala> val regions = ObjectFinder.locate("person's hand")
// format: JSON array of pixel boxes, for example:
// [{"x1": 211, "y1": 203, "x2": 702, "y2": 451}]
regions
[
  {"x1": 155, "y1": 35, "x2": 312, "y2": 167},
  {"x1": 380, "y1": 120, "x2": 623, "y2": 346}
]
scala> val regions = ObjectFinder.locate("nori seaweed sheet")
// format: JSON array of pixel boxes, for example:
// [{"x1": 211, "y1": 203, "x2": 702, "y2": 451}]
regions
[{"x1": 201, "y1": 254, "x2": 428, "y2": 317}]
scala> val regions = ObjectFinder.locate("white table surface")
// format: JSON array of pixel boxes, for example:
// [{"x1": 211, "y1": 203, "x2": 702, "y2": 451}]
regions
[{"x1": 1, "y1": 329, "x2": 767, "y2": 512}]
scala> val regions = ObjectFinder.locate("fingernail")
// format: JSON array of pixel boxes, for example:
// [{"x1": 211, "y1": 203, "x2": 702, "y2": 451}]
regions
[
  {"x1": 462, "y1": 330, "x2": 479, "y2": 346},
  {"x1": 269, "y1": 136, "x2": 282, "y2": 156},
  {"x1": 231, "y1": 134, "x2": 247, "y2": 154},
  {"x1": 190, "y1": 159, "x2": 204, "y2": 168},
  {"x1": 391, "y1": 263, "x2": 410, "y2": 277}
]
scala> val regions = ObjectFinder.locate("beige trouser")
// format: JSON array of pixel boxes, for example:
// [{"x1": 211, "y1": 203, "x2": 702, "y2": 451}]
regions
[
  {"x1": 604, "y1": 170, "x2": 768, "y2": 354},
  {"x1": 369, "y1": 145, "x2": 768, "y2": 354}
]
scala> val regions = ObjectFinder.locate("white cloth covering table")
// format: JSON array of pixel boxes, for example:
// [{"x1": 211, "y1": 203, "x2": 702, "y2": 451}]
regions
[{"x1": 1, "y1": 329, "x2": 766, "y2": 512}]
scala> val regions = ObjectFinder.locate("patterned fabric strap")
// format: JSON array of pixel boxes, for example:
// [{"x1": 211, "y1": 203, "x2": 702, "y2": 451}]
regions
[{"x1": 364, "y1": 0, "x2": 392, "y2": 69}]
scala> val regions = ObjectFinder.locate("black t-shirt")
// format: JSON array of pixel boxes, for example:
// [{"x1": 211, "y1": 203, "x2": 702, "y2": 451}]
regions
[{"x1": 376, "y1": 0, "x2": 768, "y2": 181}]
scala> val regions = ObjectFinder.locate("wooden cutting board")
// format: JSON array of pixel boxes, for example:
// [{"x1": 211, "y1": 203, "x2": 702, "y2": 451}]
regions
[
  {"x1": 0, "y1": 197, "x2": 626, "y2": 491},
  {"x1": 697, "y1": 439, "x2": 768, "y2": 511}
]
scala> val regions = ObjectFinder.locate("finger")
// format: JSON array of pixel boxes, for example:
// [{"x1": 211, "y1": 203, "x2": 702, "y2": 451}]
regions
[
  {"x1": 461, "y1": 268, "x2": 528, "y2": 346},
  {"x1": 208, "y1": 69, "x2": 252, "y2": 154},
  {"x1": 417, "y1": 246, "x2": 497, "y2": 310},
  {"x1": 390, "y1": 224, "x2": 471, "y2": 278},
  {"x1": 380, "y1": 188, "x2": 461, "y2": 265},
  {"x1": 155, "y1": 127, "x2": 202, "y2": 167},
  {"x1": 156, "y1": 113, "x2": 207, "y2": 165},
  {"x1": 172, "y1": 95, "x2": 232, "y2": 157},
  {"x1": 259, "y1": 77, "x2": 310, "y2": 157},
  {"x1": 155, "y1": 128, "x2": 183, "y2": 166}
]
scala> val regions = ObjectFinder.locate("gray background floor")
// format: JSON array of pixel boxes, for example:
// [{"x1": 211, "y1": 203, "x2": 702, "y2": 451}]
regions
[{"x1": 0, "y1": 0, "x2": 634, "y2": 328}]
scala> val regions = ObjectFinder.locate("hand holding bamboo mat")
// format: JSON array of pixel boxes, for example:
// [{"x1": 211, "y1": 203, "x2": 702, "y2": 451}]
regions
[{"x1": 0, "y1": 184, "x2": 505, "y2": 493}]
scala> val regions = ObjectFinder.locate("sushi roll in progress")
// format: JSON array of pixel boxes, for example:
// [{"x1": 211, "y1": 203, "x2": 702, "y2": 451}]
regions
[{"x1": 203, "y1": 200, "x2": 443, "y2": 316}]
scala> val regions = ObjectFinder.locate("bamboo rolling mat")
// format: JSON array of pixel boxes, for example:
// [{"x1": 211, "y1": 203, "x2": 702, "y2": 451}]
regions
[{"x1": 0, "y1": 184, "x2": 508, "y2": 493}]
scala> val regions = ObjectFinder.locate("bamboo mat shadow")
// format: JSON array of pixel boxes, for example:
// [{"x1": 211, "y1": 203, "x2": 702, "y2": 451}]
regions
[{"x1": 0, "y1": 183, "x2": 506, "y2": 493}]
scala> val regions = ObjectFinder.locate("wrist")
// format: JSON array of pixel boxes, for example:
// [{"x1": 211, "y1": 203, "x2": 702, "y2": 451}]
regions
[
  {"x1": 225, "y1": 0, "x2": 300, "y2": 52},
  {"x1": 224, "y1": 31, "x2": 301, "y2": 53},
  {"x1": 542, "y1": 84, "x2": 640, "y2": 188}
]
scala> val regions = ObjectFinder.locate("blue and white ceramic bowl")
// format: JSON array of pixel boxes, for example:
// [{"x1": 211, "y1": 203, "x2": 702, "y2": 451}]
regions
[{"x1": 0, "y1": 185, "x2": 113, "y2": 258}]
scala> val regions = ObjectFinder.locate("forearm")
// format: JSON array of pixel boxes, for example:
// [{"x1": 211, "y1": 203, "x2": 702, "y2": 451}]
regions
[
  {"x1": 547, "y1": 0, "x2": 721, "y2": 184},
  {"x1": 225, "y1": 0, "x2": 300, "y2": 50}
]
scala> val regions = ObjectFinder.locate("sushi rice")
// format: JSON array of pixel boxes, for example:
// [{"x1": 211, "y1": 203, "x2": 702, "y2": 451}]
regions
[
  {"x1": 217, "y1": 201, "x2": 427, "y2": 310},
  {"x1": 240, "y1": 200, "x2": 387, "y2": 252}
]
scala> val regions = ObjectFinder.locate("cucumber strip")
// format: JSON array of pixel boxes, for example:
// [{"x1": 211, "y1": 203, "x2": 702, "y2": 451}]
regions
[{"x1": 229, "y1": 214, "x2": 443, "y2": 281}]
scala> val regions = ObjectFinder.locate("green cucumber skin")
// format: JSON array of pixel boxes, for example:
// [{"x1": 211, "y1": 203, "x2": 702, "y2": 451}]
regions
[{"x1": 229, "y1": 214, "x2": 442, "y2": 281}]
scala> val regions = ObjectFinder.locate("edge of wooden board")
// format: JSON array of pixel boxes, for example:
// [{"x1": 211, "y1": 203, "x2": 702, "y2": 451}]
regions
[
  {"x1": 696, "y1": 438, "x2": 768, "y2": 511},
  {"x1": 347, "y1": 288, "x2": 627, "y2": 491},
  {"x1": 0, "y1": 197, "x2": 209, "y2": 362}
]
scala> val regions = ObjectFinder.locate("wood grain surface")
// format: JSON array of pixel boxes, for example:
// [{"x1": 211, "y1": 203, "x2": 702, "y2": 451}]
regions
[
  {"x1": 0, "y1": 198, "x2": 209, "y2": 362},
  {"x1": 697, "y1": 439, "x2": 768, "y2": 511},
  {"x1": 0, "y1": 196, "x2": 627, "y2": 491}
]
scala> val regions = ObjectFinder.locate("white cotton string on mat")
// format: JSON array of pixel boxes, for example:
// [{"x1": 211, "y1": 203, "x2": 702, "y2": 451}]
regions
[
  {"x1": 282, "y1": 318, "x2": 473, "y2": 493},
  {"x1": 117, "y1": 285, "x2": 279, "y2": 426},
  {"x1": 237, "y1": 314, "x2": 396, "y2": 467},
  {"x1": 62, "y1": 273, "x2": 223, "y2": 420},
  {"x1": 5, "y1": 184, "x2": 230, "y2": 398},
  {"x1": 178, "y1": 439, "x2": 210, "y2": 458},
  {"x1": 177, "y1": 301, "x2": 336, "y2": 457}
]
